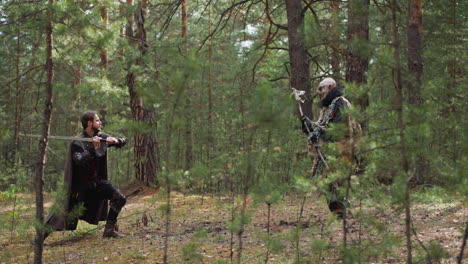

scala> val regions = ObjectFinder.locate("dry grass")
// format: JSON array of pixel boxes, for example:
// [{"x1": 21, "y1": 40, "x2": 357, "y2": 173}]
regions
[{"x1": 0, "y1": 184, "x2": 466, "y2": 263}]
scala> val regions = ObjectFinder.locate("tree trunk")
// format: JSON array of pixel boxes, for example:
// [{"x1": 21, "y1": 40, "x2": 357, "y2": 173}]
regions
[
  {"x1": 14, "y1": 27, "x2": 22, "y2": 164},
  {"x1": 407, "y1": 0, "x2": 427, "y2": 184},
  {"x1": 457, "y1": 221, "x2": 468, "y2": 264},
  {"x1": 100, "y1": 7, "x2": 108, "y2": 68},
  {"x1": 126, "y1": 0, "x2": 160, "y2": 186},
  {"x1": 407, "y1": 0, "x2": 423, "y2": 105},
  {"x1": 163, "y1": 176, "x2": 171, "y2": 264},
  {"x1": 285, "y1": 0, "x2": 312, "y2": 118},
  {"x1": 392, "y1": 1, "x2": 412, "y2": 262},
  {"x1": 34, "y1": 1, "x2": 54, "y2": 262},
  {"x1": 207, "y1": 5, "x2": 214, "y2": 160},
  {"x1": 447, "y1": 0, "x2": 458, "y2": 90},
  {"x1": 330, "y1": 0, "x2": 341, "y2": 80},
  {"x1": 346, "y1": 0, "x2": 370, "y2": 110},
  {"x1": 181, "y1": 1, "x2": 188, "y2": 43},
  {"x1": 181, "y1": 0, "x2": 193, "y2": 171},
  {"x1": 237, "y1": 131, "x2": 255, "y2": 264}
]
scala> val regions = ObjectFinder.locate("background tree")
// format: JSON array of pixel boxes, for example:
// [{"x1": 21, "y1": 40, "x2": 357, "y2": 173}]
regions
[
  {"x1": 391, "y1": 0, "x2": 412, "y2": 261},
  {"x1": 407, "y1": 0, "x2": 423, "y2": 104},
  {"x1": 286, "y1": 0, "x2": 312, "y2": 118},
  {"x1": 346, "y1": 0, "x2": 370, "y2": 114},
  {"x1": 125, "y1": 0, "x2": 160, "y2": 185},
  {"x1": 34, "y1": 0, "x2": 54, "y2": 262}
]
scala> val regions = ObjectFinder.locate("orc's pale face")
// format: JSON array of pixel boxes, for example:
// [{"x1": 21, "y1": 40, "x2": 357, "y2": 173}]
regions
[{"x1": 317, "y1": 85, "x2": 333, "y2": 100}]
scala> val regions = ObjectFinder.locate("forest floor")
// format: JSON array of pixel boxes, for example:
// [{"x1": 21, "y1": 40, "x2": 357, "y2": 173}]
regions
[{"x1": 0, "y1": 182, "x2": 466, "y2": 264}]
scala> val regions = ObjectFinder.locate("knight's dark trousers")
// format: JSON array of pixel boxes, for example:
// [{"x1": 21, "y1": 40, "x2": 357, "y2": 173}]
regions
[
  {"x1": 79, "y1": 179, "x2": 127, "y2": 224},
  {"x1": 95, "y1": 180, "x2": 127, "y2": 225}
]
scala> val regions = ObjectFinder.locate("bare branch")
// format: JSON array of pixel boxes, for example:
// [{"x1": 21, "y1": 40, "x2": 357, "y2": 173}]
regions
[
  {"x1": 0, "y1": 65, "x2": 44, "y2": 92},
  {"x1": 265, "y1": 0, "x2": 287, "y2": 30},
  {"x1": 268, "y1": 76, "x2": 289, "y2": 82},
  {"x1": 196, "y1": 0, "x2": 256, "y2": 53},
  {"x1": 356, "y1": 142, "x2": 399, "y2": 155}
]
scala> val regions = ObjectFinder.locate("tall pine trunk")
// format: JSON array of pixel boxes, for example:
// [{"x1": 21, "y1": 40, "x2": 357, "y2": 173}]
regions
[
  {"x1": 34, "y1": 0, "x2": 54, "y2": 262},
  {"x1": 285, "y1": 0, "x2": 312, "y2": 118},
  {"x1": 126, "y1": 0, "x2": 160, "y2": 186}
]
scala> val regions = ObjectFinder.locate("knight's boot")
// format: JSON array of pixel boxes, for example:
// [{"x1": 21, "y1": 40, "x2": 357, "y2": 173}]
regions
[{"x1": 103, "y1": 223, "x2": 125, "y2": 238}]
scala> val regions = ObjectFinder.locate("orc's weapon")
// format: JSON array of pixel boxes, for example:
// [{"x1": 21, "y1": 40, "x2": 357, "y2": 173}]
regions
[
  {"x1": 291, "y1": 88, "x2": 329, "y2": 170},
  {"x1": 291, "y1": 87, "x2": 306, "y2": 116}
]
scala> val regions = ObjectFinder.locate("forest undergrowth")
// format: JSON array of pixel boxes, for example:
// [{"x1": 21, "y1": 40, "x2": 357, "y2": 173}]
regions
[{"x1": 0, "y1": 183, "x2": 465, "y2": 264}]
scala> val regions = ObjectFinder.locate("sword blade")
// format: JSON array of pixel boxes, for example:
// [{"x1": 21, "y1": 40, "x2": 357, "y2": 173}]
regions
[{"x1": 19, "y1": 133, "x2": 94, "y2": 142}]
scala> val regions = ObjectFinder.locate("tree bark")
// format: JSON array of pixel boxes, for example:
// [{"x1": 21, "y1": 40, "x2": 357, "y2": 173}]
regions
[
  {"x1": 346, "y1": 0, "x2": 370, "y2": 110},
  {"x1": 285, "y1": 0, "x2": 312, "y2": 118},
  {"x1": 181, "y1": 0, "x2": 188, "y2": 40},
  {"x1": 407, "y1": 0, "x2": 423, "y2": 105},
  {"x1": 34, "y1": 1, "x2": 54, "y2": 262},
  {"x1": 126, "y1": 0, "x2": 160, "y2": 186}
]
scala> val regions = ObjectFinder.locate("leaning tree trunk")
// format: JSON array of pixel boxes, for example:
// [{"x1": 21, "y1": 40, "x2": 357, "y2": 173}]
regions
[
  {"x1": 34, "y1": 1, "x2": 54, "y2": 263},
  {"x1": 125, "y1": 0, "x2": 160, "y2": 186},
  {"x1": 285, "y1": 0, "x2": 312, "y2": 118},
  {"x1": 346, "y1": 0, "x2": 370, "y2": 112}
]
